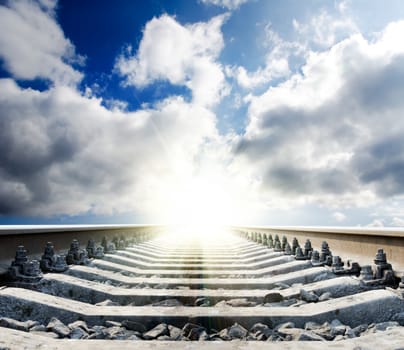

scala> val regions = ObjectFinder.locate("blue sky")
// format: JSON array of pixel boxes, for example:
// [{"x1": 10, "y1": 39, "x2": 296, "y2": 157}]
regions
[{"x1": 1, "y1": 0, "x2": 404, "y2": 227}]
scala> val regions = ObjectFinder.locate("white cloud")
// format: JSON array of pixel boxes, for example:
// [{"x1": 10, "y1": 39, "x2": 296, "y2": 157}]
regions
[
  {"x1": 229, "y1": 25, "x2": 301, "y2": 89},
  {"x1": 0, "y1": 76, "x2": 265, "y2": 224},
  {"x1": 0, "y1": 0, "x2": 83, "y2": 86},
  {"x1": 0, "y1": 3, "x2": 260, "y2": 223},
  {"x1": 333, "y1": 212, "x2": 346, "y2": 222},
  {"x1": 115, "y1": 14, "x2": 229, "y2": 107},
  {"x1": 200, "y1": 0, "x2": 250, "y2": 10},
  {"x1": 2, "y1": 1, "x2": 404, "y2": 227},
  {"x1": 236, "y1": 21, "x2": 404, "y2": 209},
  {"x1": 391, "y1": 217, "x2": 404, "y2": 227},
  {"x1": 366, "y1": 219, "x2": 385, "y2": 227},
  {"x1": 0, "y1": 78, "x2": 221, "y2": 218},
  {"x1": 293, "y1": 9, "x2": 358, "y2": 48},
  {"x1": 232, "y1": 7, "x2": 358, "y2": 90}
]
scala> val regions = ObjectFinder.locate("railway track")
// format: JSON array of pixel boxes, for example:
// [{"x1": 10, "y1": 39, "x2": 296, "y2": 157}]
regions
[{"x1": 1, "y1": 226, "x2": 404, "y2": 349}]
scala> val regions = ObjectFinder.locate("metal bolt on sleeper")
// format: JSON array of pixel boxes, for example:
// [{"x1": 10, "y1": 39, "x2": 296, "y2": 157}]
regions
[
  {"x1": 303, "y1": 239, "x2": 313, "y2": 259},
  {"x1": 311, "y1": 250, "x2": 322, "y2": 267},
  {"x1": 295, "y1": 246, "x2": 306, "y2": 260},
  {"x1": 284, "y1": 243, "x2": 292, "y2": 255},
  {"x1": 7, "y1": 245, "x2": 43, "y2": 284},
  {"x1": 40, "y1": 242, "x2": 68, "y2": 272},
  {"x1": 268, "y1": 235, "x2": 274, "y2": 248},
  {"x1": 66, "y1": 239, "x2": 89, "y2": 265},
  {"x1": 281, "y1": 236, "x2": 288, "y2": 251},
  {"x1": 291, "y1": 237, "x2": 299, "y2": 255}
]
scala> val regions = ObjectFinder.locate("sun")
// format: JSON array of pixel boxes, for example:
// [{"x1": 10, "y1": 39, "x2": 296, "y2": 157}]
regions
[
  {"x1": 154, "y1": 171, "x2": 235, "y2": 237},
  {"x1": 170, "y1": 177, "x2": 232, "y2": 225},
  {"x1": 147, "y1": 153, "x2": 262, "y2": 237}
]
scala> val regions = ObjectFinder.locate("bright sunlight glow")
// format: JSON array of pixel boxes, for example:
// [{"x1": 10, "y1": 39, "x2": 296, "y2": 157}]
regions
[
  {"x1": 153, "y1": 171, "x2": 236, "y2": 237},
  {"x1": 145, "y1": 149, "x2": 266, "y2": 237}
]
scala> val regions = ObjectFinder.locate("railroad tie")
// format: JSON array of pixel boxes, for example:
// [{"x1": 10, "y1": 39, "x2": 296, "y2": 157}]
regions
[{"x1": 0, "y1": 229, "x2": 404, "y2": 349}]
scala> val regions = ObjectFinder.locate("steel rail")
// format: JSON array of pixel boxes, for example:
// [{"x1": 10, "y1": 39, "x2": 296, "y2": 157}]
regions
[
  {"x1": 232, "y1": 225, "x2": 404, "y2": 276},
  {"x1": 1, "y1": 224, "x2": 404, "y2": 277},
  {"x1": 0, "y1": 224, "x2": 163, "y2": 272}
]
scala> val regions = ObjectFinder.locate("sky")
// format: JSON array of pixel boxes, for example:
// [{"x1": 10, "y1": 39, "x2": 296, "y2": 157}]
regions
[{"x1": 1, "y1": 0, "x2": 404, "y2": 227}]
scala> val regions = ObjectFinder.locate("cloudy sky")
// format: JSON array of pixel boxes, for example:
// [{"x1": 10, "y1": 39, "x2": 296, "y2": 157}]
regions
[{"x1": 1, "y1": 0, "x2": 404, "y2": 227}]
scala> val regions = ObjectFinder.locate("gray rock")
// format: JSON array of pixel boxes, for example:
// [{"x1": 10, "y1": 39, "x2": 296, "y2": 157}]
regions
[
  {"x1": 250, "y1": 323, "x2": 272, "y2": 340},
  {"x1": 312, "y1": 323, "x2": 334, "y2": 340},
  {"x1": 69, "y1": 327, "x2": 88, "y2": 339},
  {"x1": 263, "y1": 292, "x2": 284, "y2": 303},
  {"x1": 352, "y1": 324, "x2": 368, "y2": 337},
  {"x1": 29, "y1": 325, "x2": 46, "y2": 332},
  {"x1": 168, "y1": 325, "x2": 182, "y2": 340},
  {"x1": 225, "y1": 298, "x2": 256, "y2": 307},
  {"x1": 392, "y1": 312, "x2": 404, "y2": 326},
  {"x1": 0, "y1": 317, "x2": 31, "y2": 332},
  {"x1": 121, "y1": 320, "x2": 146, "y2": 333},
  {"x1": 363, "y1": 324, "x2": 376, "y2": 335},
  {"x1": 276, "y1": 327, "x2": 303, "y2": 340},
  {"x1": 250, "y1": 323, "x2": 271, "y2": 333},
  {"x1": 330, "y1": 319, "x2": 344, "y2": 327},
  {"x1": 188, "y1": 326, "x2": 207, "y2": 340},
  {"x1": 88, "y1": 332, "x2": 105, "y2": 339},
  {"x1": 305, "y1": 321, "x2": 321, "y2": 330},
  {"x1": 267, "y1": 334, "x2": 282, "y2": 341},
  {"x1": 334, "y1": 335, "x2": 345, "y2": 341},
  {"x1": 215, "y1": 300, "x2": 228, "y2": 307},
  {"x1": 330, "y1": 319, "x2": 346, "y2": 337},
  {"x1": 182, "y1": 323, "x2": 206, "y2": 340},
  {"x1": 25, "y1": 320, "x2": 39, "y2": 329},
  {"x1": 375, "y1": 321, "x2": 399, "y2": 331},
  {"x1": 297, "y1": 330, "x2": 326, "y2": 341},
  {"x1": 330, "y1": 325, "x2": 346, "y2": 337},
  {"x1": 103, "y1": 326, "x2": 133, "y2": 340},
  {"x1": 68, "y1": 320, "x2": 90, "y2": 333},
  {"x1": 345, "y1": 327, "x2": 356, "y2": 338},
  {"x1": 199, "y1": 302, "x2": 211, "y2": 307},
  {"x1": 219, "y1": 328, "x2": 230, "y2": 340},
  {"x1": 152, "y1": 299, "x2": 183, "y2": 307},
  {"x1": 126, "y1": 334, "x2": 141, "y2": 340},
  {"x1": 227, "y1": 323, "x2": 248, "y2": 339},
  {"x1": 195, "y1": 297, "x2": 210, "y2": 306},
  {"x1": 157, "y1": 335, "x2": 172, "y2": 340},
  {"x1": 46, "y1": 317, "x2": 70, "y2": 338},
  {"x1": 265, "y1": 298, "x2": 297, "y2": 307},
  {"x1": 88, "y1": 325, "x2": 106, "y2": 339},
  {"x1": 209, "y1": 332, "x2": 223, "y2": 341},
  {"x1": 300, "y1": 289, "x2": 319, "y2": 302},
  {"x1": 275, "y1": 322, "x2": 295, "y2": 331},
  {"x1": 91, "y1": 325, "x2": 106, "y2": 333},
  {"x1": 104, "y1": 320, "x2": 121, "y2": 328},
  {"x1": 198, "y1": 330, "x2": 210, "y2": 340},
  {"x1": 318, "y1": 292, "x2": 332, "y2": 301},
  {"x1": 176, "y1": 286, "x2": 190, "y2": 290},
  {"x1": 143, "y1": 323, "x2": 168, "y2": 339}
]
